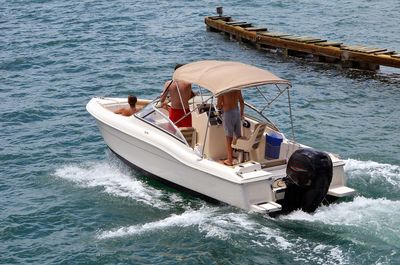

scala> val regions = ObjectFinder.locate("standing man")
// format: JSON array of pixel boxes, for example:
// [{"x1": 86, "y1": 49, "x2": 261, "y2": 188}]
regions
[
  {"x1": 160, "y1": 64, "x2": 193, "y2": 127},
  {"x1": 217, "y1": 90, "x2": 244, "y2": 166}
]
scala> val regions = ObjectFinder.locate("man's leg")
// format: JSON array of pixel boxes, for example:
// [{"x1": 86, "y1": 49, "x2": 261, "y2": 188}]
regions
[{"x1": 225, "y1": 135, "x2": 234, "y2": 165}]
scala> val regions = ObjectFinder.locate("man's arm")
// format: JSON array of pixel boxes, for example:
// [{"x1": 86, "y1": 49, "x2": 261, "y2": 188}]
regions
[
  {"x1": 216, "y1": 95, "x2": 223, "y2": 110},
  {"x1": 114, "y1": 107, "x2": 130, "y2": 116},
  {"x1": 238, "y1": 91, "x2": 244, "y2": 118},
  {"x1": 189, "y1": 84, "x2": 196, "y2": 99},
  {"x1": 160, "y1": 80, "x2": 171, "y2": 105}
]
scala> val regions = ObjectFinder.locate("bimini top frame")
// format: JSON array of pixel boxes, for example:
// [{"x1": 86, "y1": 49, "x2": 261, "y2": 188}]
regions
[
  {"x1": 173, "y1": 60, "x2": 295, "y2": 140},
  {"x1": 173, "y1": 60, "x2": 291, "y2": 96},
  {"x1": 144, "y1": 61, "x2": 296, "y2": 151}
]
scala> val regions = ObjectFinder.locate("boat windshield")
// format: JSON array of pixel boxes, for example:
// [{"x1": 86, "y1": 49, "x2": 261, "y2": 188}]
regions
[{"x1": 135, "y1": 103, "x2": 186, "y2": 142}]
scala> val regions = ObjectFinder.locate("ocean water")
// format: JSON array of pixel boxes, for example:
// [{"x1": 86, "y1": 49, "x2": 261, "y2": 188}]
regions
[{"x1": 1, "y1": 0, "x2": 400, "y2": 264}]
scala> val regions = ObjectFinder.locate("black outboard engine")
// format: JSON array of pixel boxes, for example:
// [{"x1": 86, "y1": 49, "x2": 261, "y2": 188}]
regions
[{"x1": 282, "y1": 148, "x2": 333, "y2": 213}]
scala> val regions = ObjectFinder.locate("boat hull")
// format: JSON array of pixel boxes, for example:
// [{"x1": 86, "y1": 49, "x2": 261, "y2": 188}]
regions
[
  {"x1": 87, "y1": 97, "x2": 354, "y2": 213},
  {"x1": 91, "y1": 115, "x2": 267, "y2": 211},
  {"x1": 108, "y1": 146, "x2": 220, "y2": 203}
]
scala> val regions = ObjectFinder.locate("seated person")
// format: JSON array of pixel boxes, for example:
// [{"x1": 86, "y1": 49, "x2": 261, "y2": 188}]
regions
[
  {"x1": 114, "y1": 95, "x2": 137, "y2": 116},
  {"x1": 160, "y1": 64, "x2": 193, "y2": 127}
]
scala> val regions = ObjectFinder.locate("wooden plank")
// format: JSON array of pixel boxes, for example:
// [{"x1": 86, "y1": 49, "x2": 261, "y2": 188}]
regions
[
  {"x1": 307, "y1": 40, "x2": 328, "y2": 44},
  {"x1": 285, "y1": 36, "x2": 307, "y2": 41},
  {"x1": 290, "y1": 36, "x2": 325, "y2": 43},
  {"x1": 226, "y1": 21, "x2": 247, "y2": 25},
  {"x1": 228, "y1": 22, "x2": 251, "y2": 27},
  {"x1": 341, "y1": 46, "x2": 386, "y2": 54},
  {"x1": 280, "y1": 35, "x2": 303, "y2": 41},
  {"x1": 245, "y1": 27, "x2": 268, "y2": 31},
  {"x1": 231, "y1": 22, "x2": 253, "y2": 27},
  {"x1": 303, "y1": 38, "x2": 327, "y2": 43},
  {"x1": 391, "y1": 53, "x2": 400, "y2": 58},
  {"x1": 364, "y1": 48, "x2": 387, "y2": 54},
  {"x1": 257, "y1": 32, "x2": 291, "y2": 37},
  {"x1": 279, "y1": 35, "x2": 325, "y2": 43},
  {"x1": 256, "y1": 34, "x2": 342, "y2": 58},
  {"x1": 341, "y1": 45, "x2": 366, "y2": 52},
  {"x1": 374, "y1": 50, "x2": 395, "y2": 55},
  {"x1": 291, "y1": 36, "x2": 315, "y2": 40},
  {"x1": 345, "y1": 46, "x2": 370, "y2": 52},
  {"x1": 208, "y1": 16, "x2": 231, "y2": 20},
  {"x1": 316, "y1": 41, "x2": 343, "y2": 47}
]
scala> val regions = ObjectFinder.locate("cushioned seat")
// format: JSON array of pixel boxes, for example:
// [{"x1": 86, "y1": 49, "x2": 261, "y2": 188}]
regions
[{"x1": 232, "y1": 123, "x2": 267, "y2": 162}]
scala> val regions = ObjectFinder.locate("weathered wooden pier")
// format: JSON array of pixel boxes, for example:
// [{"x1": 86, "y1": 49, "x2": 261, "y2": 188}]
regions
[{"x1": 205, "y1": 13, "x2": 400, "y2": 71}]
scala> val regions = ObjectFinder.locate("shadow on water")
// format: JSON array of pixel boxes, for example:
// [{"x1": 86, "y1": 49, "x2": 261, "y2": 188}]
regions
[{"x1": 343, "y1": 67, "x2": 400, "y2": 85}]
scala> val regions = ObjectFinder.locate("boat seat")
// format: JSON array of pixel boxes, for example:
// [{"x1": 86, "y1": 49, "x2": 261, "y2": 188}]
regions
[
  {"x1": 232, "y1": 123, "x2": 267, "y2": 162},
  {"x1": 180, "y1": 127, "x2": 197, "y2": 148}
]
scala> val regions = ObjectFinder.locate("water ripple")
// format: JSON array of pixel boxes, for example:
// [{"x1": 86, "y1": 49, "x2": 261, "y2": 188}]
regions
[{"x1": 1, "y1": 0, "x2": 400, "y2": 264}]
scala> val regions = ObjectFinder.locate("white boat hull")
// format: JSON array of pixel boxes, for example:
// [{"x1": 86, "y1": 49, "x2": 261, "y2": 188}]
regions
[
  {"x1": 88, "y1": 103, "x2": 262, "y2": 210},
  {"x1": 87, "y1": 97, "x2": 354, "y2": 213}
]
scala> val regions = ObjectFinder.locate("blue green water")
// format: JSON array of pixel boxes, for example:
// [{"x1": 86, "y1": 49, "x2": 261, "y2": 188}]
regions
[{"x1": 1, "y1": 0, "x2": 400, "y2": 264}]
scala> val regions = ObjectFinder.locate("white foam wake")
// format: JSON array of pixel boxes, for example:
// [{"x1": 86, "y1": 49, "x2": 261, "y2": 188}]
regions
[
  {"x1": 54, "y1": 161, "x2": 176, "y2": 209},
  {"x1": 283, "y1": 196, "x2": 398, "y2": 220},
  {"x1": 98, "y1": 207, "x2": 349, "y2": 264},
  {"x1": 281, "y1": 196, "x2": 400, "y2": 238},
  {"x1": 345, "y1": 159, "x2": 400, "y2": 187},
  {"x1": 98, "y1": 207, "x2": 215, "y2": 239},
  {"x1": 98, "y1": 206, "x2": 292, "y2": 251}
]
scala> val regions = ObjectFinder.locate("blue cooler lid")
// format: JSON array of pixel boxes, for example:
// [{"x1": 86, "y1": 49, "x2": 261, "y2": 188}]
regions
[{"x1": 267, "y1": 131, "x2": 283, "y2": 145}]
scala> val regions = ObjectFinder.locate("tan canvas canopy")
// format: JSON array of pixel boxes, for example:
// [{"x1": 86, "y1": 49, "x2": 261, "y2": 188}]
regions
[{"x1": 173, "y1": 60, "x2": 291, "y2": 95}]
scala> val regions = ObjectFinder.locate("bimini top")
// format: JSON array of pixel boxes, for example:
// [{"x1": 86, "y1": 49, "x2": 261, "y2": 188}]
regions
[{"x1": 172, "y1": 60, "x2": 291, "y2": 95}]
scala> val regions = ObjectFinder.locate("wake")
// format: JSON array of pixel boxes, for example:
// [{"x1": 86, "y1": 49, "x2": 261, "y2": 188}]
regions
[
  {"x1": 345, "y1": 158, "x2": 400, "y2": 188},
  {"x1": 52, "y1": 157, "x2": 400, "y2": 265},
  {"x1": 53, "y1": 160, "x2": 180, "y2": 209}
]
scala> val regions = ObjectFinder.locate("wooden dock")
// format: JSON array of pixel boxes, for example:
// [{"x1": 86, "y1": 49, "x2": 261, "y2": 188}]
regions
[{"x1": 205, "y1": 15, "x2": 400, "y2": 71}]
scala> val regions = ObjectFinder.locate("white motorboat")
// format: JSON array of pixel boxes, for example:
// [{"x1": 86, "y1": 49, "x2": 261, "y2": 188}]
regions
[{"x1": 86, "y1": 60, "x2": 355, "y2": 214}]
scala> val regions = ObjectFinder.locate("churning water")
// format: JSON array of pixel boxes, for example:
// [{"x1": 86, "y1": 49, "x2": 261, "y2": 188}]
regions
[{"x1": 1, "y1": 0, "x2": 400, "y2": 264}]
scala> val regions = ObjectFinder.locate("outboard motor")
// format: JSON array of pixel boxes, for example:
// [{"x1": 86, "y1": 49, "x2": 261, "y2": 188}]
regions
[{"x1": 282, "y1": 148, "x2": 333, "y2": 213}]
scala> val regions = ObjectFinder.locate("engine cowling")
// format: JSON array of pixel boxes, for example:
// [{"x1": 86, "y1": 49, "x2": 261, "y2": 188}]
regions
[{"x1": 282, "y1": 148, "x2": 333, "y2": 213}]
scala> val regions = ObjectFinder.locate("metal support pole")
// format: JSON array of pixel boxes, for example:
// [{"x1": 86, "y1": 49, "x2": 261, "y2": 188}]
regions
[
  {"x1": 202, "y1": 97, "x2": 214, "y2": 158},
  {"x1": 287, "y1": 86, "x2": 295, "y2": 141}
]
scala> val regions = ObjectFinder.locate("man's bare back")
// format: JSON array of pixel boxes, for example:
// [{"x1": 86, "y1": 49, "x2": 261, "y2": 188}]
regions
[
  {"x1": 161, "y1": 80, "x2": 192, "y2": 109},
  {"x1": 217, "y1": 90, "x2": 244, "y2": 116}
]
